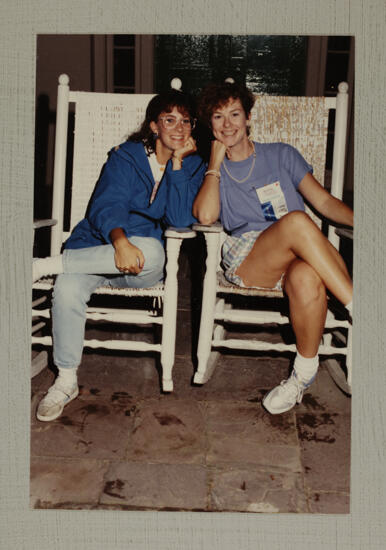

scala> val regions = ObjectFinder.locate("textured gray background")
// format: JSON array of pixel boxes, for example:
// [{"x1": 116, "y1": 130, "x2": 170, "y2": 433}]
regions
[{"x1": 1, "y1": 0, "x2": 385, "y2": 548}]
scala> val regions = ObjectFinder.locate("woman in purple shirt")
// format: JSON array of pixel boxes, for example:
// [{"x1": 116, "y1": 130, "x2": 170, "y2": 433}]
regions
[{"x1": 193, "y1": 81, "x2": 353, "y2": 415}]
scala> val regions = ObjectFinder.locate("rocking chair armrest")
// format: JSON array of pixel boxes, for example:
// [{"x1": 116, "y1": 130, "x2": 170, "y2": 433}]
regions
[
  {"x1": 33, "y1": 218, "x2": 58, "y2": 230},
  {"x1": 335, "y1": 227, "x2": 353, "y2": 240},
  {"x1": 192, "y1": 221, "x2": 224, "y2": 233},
  {"x1": 164, "y1": 226, "x2": 196, "y2": 240}
]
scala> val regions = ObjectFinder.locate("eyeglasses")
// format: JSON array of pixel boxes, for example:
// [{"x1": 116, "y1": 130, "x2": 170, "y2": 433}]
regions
[{"x1": 158, "y1": 116, "x2": 196, "y2": 130}]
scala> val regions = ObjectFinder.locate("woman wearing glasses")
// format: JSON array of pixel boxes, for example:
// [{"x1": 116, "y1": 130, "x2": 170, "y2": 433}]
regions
[
  {"x1": 193, "y1": 81, "x2": 353, "y2": 415},
  {"x1": 34, "y1": 89, "x2": 205, "y2": 422}
]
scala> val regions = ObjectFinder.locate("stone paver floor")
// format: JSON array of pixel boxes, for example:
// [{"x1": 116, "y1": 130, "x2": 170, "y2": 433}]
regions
[{"x1": 31, "y1": 275, "x2": 351, "y2": 513}]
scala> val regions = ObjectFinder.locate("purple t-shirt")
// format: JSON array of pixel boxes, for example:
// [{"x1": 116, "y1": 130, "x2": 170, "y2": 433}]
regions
[{"x1": 220, "y1": 142, "x2": 312, "y2": 236}]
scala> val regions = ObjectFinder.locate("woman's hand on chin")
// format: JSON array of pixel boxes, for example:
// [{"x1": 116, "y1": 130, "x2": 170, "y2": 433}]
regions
[
  {"x1": 173, "y1": 136, "x2": 197, "y2": 161},
  {"x1": 209, "y1": 139, "x2": 227, "y2": 168}
]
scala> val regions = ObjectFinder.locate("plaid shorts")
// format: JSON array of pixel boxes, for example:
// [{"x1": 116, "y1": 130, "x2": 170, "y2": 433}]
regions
[{"x1": 221, "y1": 230, "x2": 284, "y2": 291}]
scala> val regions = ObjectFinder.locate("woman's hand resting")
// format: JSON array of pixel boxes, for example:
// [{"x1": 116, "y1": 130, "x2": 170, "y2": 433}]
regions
[
  {"x1": 110, "y1": 228, "x2": 144, "y2": 274},
  {"x1": 114, "y1": 242, "x2": 144, "y2": 274}
]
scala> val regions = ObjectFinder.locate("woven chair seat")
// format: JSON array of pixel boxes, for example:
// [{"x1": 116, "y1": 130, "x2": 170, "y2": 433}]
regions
[
  {"x1": 33, "y1": 277, "x2": 165, "y2": 297},
  {"x1": 216, "y1": 271, "x2": 284, "y2": 298}
]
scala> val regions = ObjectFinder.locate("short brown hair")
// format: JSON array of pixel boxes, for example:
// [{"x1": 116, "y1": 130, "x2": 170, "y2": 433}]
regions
[{"x1": 197, "y1": 82, "x2": 255, "y2": 127}]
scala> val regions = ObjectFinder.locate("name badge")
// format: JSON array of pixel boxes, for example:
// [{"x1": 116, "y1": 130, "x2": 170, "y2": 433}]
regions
[{"x1": 256, "y1": 181, "x2": 288, "y2": 221}]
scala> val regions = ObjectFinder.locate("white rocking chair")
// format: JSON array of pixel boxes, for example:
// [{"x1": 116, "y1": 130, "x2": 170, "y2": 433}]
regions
[
  {"x1": 193, "y1": 82, "x2": 353, "y2": 395},
  {"x1": 32, "y1": 74, "x2": 196, "y2": 392}
]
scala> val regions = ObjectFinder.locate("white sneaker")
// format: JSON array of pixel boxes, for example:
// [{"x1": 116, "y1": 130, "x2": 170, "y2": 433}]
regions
[
  {"x1": 263, "y1": 371, "x2": 305, "y2": 415},
  {"x1": 36, "y1": 380, "x2": 79, "y2": 422}
]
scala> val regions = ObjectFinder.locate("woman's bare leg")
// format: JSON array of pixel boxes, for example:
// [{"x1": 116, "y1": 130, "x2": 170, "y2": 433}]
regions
[
  {"x1": 263, "y1": 258, "x2": 328, "y2": 415},
  {"x1": 235, "y1": 211, "x2": 352, "y2": 306},
  {"x1": 284, "y1": 259, "x2": 327, "y2": 357}
]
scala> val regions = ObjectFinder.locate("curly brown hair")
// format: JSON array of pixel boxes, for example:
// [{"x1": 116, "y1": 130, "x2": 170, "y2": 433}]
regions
[{"x1": 197, "y1": 82, "x2": 255, "y2": 127}]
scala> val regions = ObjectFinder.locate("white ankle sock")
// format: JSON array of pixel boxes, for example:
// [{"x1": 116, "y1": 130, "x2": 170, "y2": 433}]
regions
[
  {"x1": 33, "y1": 255, "x2": 64, "y2": 282},
  {"x1": 293, "y1": 351, "x2": 319, "y2": 387},
  {"x1": 345, "y1": 300, "x2": 353, "y2": 315},
  {"x1": 57, "y1": 367, "x2": 78, "y2": 388}
]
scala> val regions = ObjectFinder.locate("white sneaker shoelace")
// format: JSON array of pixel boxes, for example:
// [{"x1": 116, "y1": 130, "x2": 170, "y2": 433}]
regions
[{"x1": 278, "y1": 374, "x2": 304, "y2": 403}]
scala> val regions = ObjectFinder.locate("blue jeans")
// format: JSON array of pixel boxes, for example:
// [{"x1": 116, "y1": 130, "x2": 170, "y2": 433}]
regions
[{"x1": 52, "y1": 237, "x2": 165, "y2": 369}]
